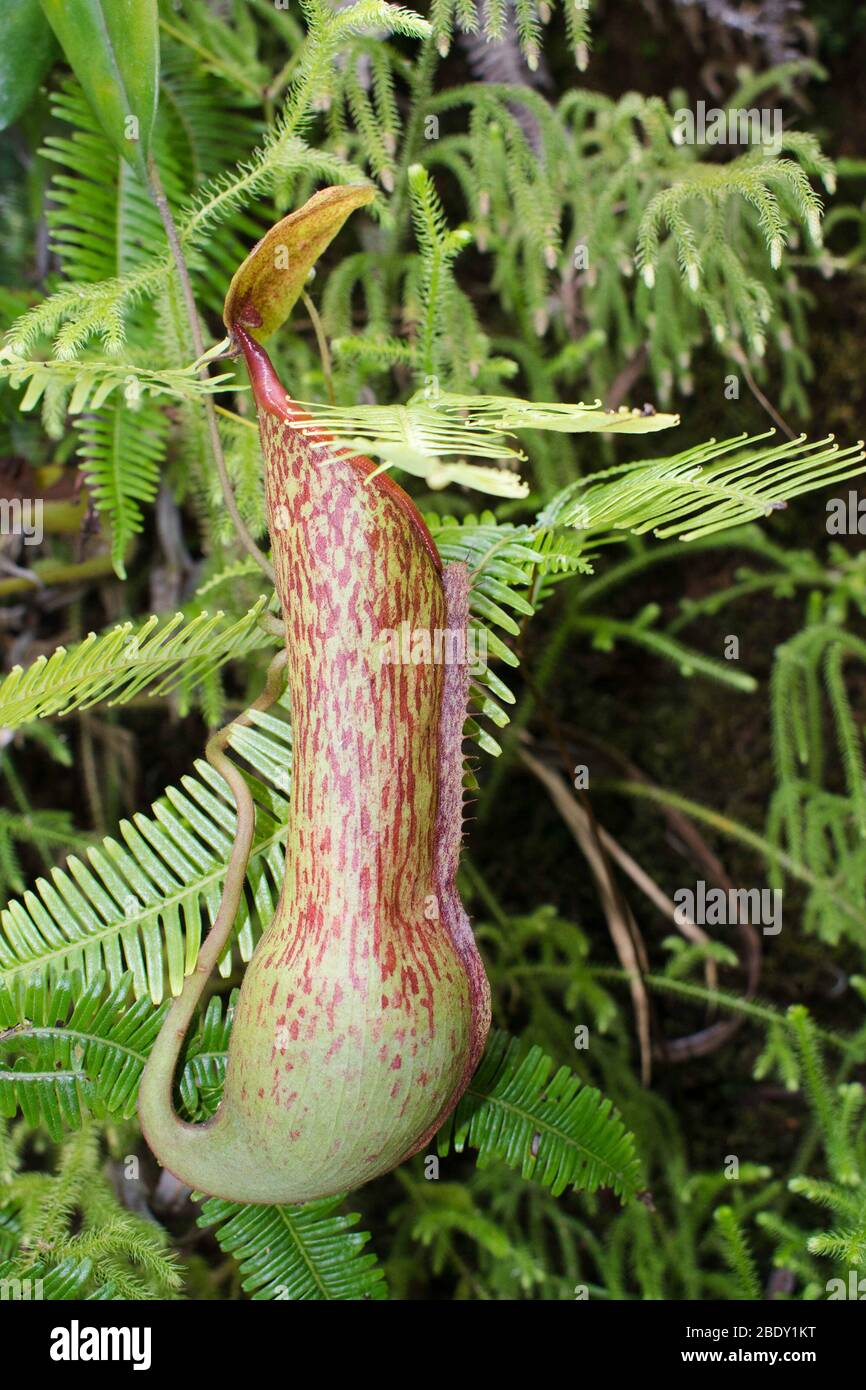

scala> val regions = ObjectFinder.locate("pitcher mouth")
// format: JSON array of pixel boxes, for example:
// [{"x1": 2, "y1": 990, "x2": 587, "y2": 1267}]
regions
[{"x1": 233, "y1": 324, "x2": 443, "y2": 576}]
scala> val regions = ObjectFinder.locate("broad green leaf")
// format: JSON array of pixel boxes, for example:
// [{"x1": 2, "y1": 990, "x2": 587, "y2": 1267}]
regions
[
  {"x1": 0, "y1": 0, "x2": 56, "y2": 131},
  {"x1": 38, "y1": 0, "x2": 159, "y2": 177},
  {"x1": 223, "y1": 184, "x2": 375, "y2": 342}
]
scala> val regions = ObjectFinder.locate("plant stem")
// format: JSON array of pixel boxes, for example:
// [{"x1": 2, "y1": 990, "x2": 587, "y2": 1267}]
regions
[
  {"x1": 0, "y1": 551, "x2": 123, "y2": 598},
  {"x1": 301, "y1": 290, "x2": 336, "y2": 404},
  {"x1": 387, "y1": 36, "x2": 439, "y2": 258},
  {"x1": 605, "y1": 778, "x2": 866, "y2": 932},
  {"x1": 146, "y1": 155, "x2": 275, "y2": 586},
  {"x1": 215, "y1": 404, "x2": 258, "y2": 430},
  {"x1": 594, "y1": 967, "x2": 851, "y2": 1052}
]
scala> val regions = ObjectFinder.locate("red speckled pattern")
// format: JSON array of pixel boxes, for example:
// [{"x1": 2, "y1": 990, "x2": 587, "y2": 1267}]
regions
[{"x1": 197, "y1": 335, "x2": 491, "y2": 1202}]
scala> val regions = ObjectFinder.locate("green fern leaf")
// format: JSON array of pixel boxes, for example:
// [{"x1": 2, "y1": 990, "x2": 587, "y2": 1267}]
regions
[
  {"x1": 0, "y1": 352, "x2": 236, "y2": 414},
  {"x1": 0, "y1": 973, "x2": 165, "y2": 1139},
  {"x1": 41, "y1": 82, "x2": 181, "y2": 286},
  {"x1": 0, "y1": 705, "x2": 290, "y2": 1002},
  {"x1": 158, "y1": 42, "x2": 262, "y2": 188},
  {"x1": 198, "y1": 1195, "x2": 388, "y2": 1300},
  {"x1": 438, "y1": 1030, "x2": 642, "y2": 1200},
  {"x1": 541, "y1": 432, "x2": 866, "y2": 540},
  {"x1": 76, "y1": 399, "x2": 169, "y2": 577},
  {"x1": 0, "y1": 1256, "x2": 94, "y2": 1300},
  {"x1": 287, "y1": 388, "x2": 679, "y2": 497},
  {"x1": 0, "y1": 600, "x2": 270, "y2": 729},
  {"x1": 0, "y1": 970, "x2": 246, "y2": 1139},
  {"x1": 430, "y1": 512, "x2": 544, "y2": 756},
  {"x1": 178, "y1": 987, "x2": 236, "y2": 1120}
]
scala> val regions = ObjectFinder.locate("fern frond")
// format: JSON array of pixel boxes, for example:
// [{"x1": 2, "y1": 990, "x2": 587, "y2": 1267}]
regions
[
  {"x1": 194, "y1": 558, "x2": 265, "y2": 599},
  {"x1": 76, "y1": 399, "x2": 169, "y2": 577},
  {"x1": 158, "y1": 8, "x2": 269, "y2": 101},
  {"x1": 198, "y1": 1195, "x2": 388, "y2": 1300},
  {"x1": 438, "y1": 1030, "x2": 642, "y2": 1200},
  {"x1": 0, "y1": 808, "x2": 84, "y2": 899},
  {"x1": 158, "y1": 41, "x2": 263, "y2": 186},
  {"x1": 430, "y1": 513, "x2": 544, "y2": 755},
  {"x1": 435, "y1": 393, "x2": 679, "y2": 435},
  {"x1": 0, "y1": 352, "x2": 235, "y2": 412},
  {"x1": 41, "y1": 82, "x2": 184, "y2": 286},
  {"x1": 287, "y1": 388, "x2": 678, "y2": 497},
  {"x1": 0, "y1": 1256, "x2": 94, "y2": 1300},
  {"x1": 178, "y1": 989, "x2": 236, "y2": 1120},
  {"x1": 0, "y1": 971, "x2": 243, "y2": 1139},
  {"x1": 0, "y1": 601, "x2": 271, "y2": 729},
  {"x1": 0, "y1": 973, "x2": 164, "y2": 1139},
  {"x1": 4, "y1": 122, "x2": 367, "y2": 358},
  {"x1": 0, "y1": 704, "x2": 290, "y2": 1002},
  {"x1": 541, "y1": 433, "x2": 866, "y2": 541}
]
